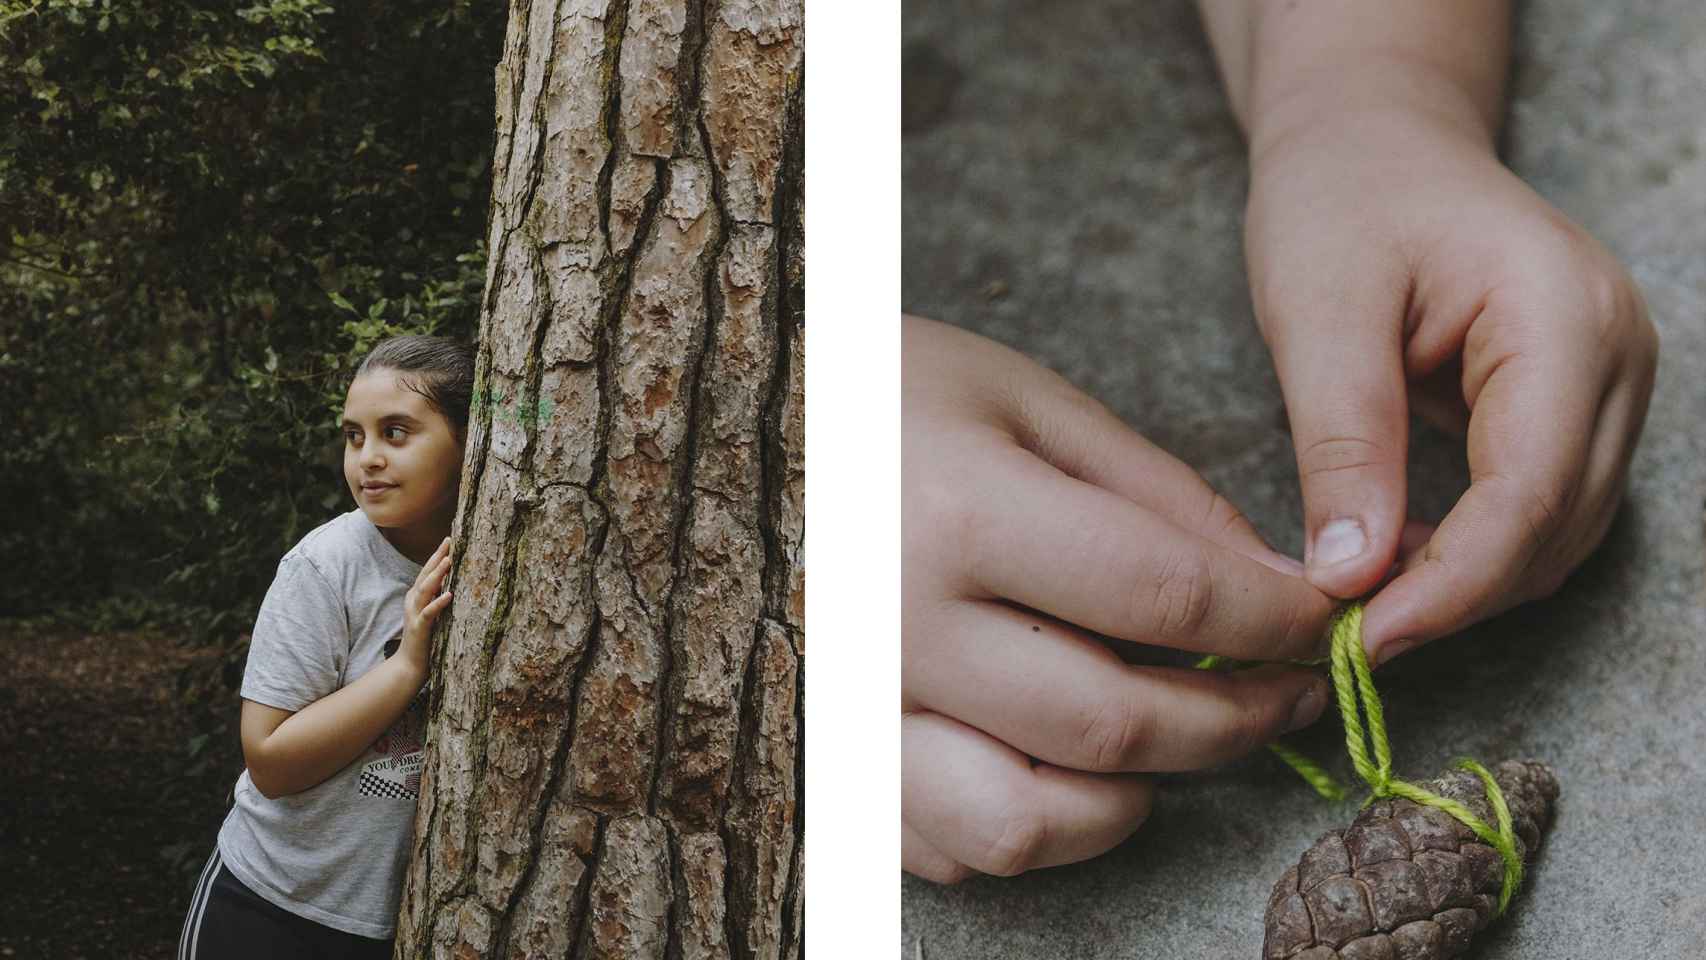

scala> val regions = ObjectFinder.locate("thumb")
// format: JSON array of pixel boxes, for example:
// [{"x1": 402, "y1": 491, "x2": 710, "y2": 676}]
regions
[{"x1": 1267, "y1": 307, "x2": 1410, "y2": 599}]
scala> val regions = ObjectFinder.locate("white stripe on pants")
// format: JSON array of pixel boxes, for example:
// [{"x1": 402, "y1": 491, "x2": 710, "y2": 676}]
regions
[{"x1": 178, "y1": 846, "x2": 223, "y2": 960}]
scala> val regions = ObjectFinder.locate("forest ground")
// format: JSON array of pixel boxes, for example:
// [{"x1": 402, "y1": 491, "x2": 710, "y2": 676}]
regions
[{"x1": 0, "y1": 624, "x2": 242, "y2": 958}]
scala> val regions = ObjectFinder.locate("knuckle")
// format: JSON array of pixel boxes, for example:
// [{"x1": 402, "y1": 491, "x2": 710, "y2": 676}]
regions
[
  {"x1": 1581, "y1": 270, "x2": 1623, "y2": 331},
  {"x1": 1297, "y1": 435, "x2": 1389, "y2": 483},
  {"x1": 1005, "y1": 379, "x2": 1069, "y2": 462},
  {"x1": 996, "y1": 375, "x2": 1105, "y2": 474},
  {"x1": 1445, "y1": 588, "x2": 1483, "y2": 635},
  {"x1": 978, "y1": 805, "x2": 1049, "y2": 877},
  {"x1": 1486, "y1": 470, "x2": 1571, "y2": 555},
  {"x1": 1142, "y1": 548, "x2": 1214, "y2": 642},
  {"x1": 1200, "y1": 489, "x2": 1256, "y2": 542},
  {"x1": 913, "y1": 853, "x2": 975, "y2": 885},
  {"x1": 1210, "y1": 686, "x2": 1272, "y2": 761},
  {"x1": 935, "y1": 862, "x2": 976, "y2": 884},
  {"x1": 1077, "y1": 691, "x2": 1148, "y2": 772},
  {"x1": 1561, "y1": 257, "x2": 1645, "y2": 357},
  {"x1": 904, "y1": 473, "x2": 978, "y2": 571},
  {"x1": 1272, "y1": 596, "x2": 1314, "y2": 660},
  {"x1": 1520, "y1": 479, "x2": 1572, "y2": 548},
  {"x1": 1001, "y1": 370, "x2": 1127, "y2": 479}
]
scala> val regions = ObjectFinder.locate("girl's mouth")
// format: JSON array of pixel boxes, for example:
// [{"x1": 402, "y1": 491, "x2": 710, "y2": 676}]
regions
[{"x1": 363, "y1": 483, "x2": 397, "y2": 496}]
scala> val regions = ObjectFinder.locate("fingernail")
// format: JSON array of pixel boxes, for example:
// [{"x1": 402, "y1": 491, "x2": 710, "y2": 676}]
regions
[
  {"x1": 1310, "y1": 518, "x2": 1366, "y2": 570},
  {"x1": 1372, "y1": 638, "x2": 1415, "y2": 670},
  {"x1": 1287, "y1": 679, "x2": 1327, "y2": 732}
]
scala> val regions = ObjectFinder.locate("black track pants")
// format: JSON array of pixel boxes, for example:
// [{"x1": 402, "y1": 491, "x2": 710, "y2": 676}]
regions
[{"x1": 178, "y1": 846, "x2": 395, "y2": 960}]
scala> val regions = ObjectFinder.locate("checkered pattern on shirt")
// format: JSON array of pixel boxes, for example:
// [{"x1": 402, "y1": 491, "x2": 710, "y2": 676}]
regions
[{"x1": 358, "y1": 770, "x2": 416, "y2": 800}]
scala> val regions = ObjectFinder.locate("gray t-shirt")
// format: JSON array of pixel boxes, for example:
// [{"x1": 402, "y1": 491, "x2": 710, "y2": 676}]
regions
[{"x1": 217, "y1": 508, "x2": 426, "y2": 939}]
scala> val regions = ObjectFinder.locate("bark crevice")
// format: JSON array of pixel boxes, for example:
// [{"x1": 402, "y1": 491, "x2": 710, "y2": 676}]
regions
[
  {"x1": 645, "y1": 0, "x2": 724, "y2": 821},
  {"x1": 778, "y1": 622, "x2": 804, "y2": 959},
  {"x1": 566, "y1": 813, "x2": 611, "y2": 960}
]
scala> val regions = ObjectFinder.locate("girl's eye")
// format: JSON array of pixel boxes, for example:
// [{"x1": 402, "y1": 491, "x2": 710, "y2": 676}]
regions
[{"x1": 345, "y1": 426, "x2": 407, "y2": 443}]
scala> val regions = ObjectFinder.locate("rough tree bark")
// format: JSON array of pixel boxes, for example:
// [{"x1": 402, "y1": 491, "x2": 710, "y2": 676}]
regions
[{"x1": 394, "y1": 0, "x2": 803, "y2": 957}]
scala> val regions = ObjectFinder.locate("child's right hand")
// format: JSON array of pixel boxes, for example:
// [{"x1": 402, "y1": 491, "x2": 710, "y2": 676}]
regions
[
  {"x1": 400, "y1": 537, "x2": 454, "y2": 677},
  {"x1": 902, "y1": 315, "x2": 1338, "y2": 883}
]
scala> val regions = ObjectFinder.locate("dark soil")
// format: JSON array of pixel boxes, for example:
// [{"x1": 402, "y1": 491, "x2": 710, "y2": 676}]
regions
[{"x1": 0, "y1": 624, "x2": 246, "y2": 959}]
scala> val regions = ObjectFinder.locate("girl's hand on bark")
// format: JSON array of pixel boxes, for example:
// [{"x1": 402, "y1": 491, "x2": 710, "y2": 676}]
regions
[
  {"x1": 902, "y1": 315, "x2": 1337, "y2": 883},
  {"x1": 1243, "y1": 99, "x2": 1659, "y2": 670},
  {"x1": 401, "y1": 536, "x2": 453, "y2": 675}
]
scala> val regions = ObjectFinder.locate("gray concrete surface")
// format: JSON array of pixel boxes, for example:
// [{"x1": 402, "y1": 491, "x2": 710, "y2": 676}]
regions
[{"x1": 901, "y1": 1, "x2": 1706, "y2": 956}]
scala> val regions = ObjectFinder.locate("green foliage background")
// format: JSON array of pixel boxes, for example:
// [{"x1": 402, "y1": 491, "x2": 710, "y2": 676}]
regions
[{"x1": 1, "y1": 1, "x2": 506, "y2": 655}]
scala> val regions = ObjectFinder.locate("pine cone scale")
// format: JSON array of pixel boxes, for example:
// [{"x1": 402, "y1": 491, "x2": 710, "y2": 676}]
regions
[
  {"x1": 1262, "y1": 759, "x2": 1559, "y2": 960},
  {"x1": 1267, "y1": 891, "x2": 1314, "y2": 958},
  {"x1": 1357, "y1": 859, "x2": 1432, "y2": 929},
  {"x1": 1337, "y1": 934, "x2": 1394, "y2": 959},
  {"x1": 1390, "y1": 919, "x2": 1444, "y2": 958},
  {"x1": 1432, "y1": 908, "x2": 1478, "y2": 954},
  {"x1": 1393, "y1": 804, "x2": 1469, "y2": 853},
  {"x1": 1304, "y1": 875, "x2": 1375, "y2": 947},
  {"x1": 1410, "y1": 849, "x2": 1474, "y2": 912},
  {"x1": 1346, "y1": 819, "x2": 1411, "y2": 868},
  {"x1": 1298, "y1": 833, "x2": 1351, "y2": 889}
]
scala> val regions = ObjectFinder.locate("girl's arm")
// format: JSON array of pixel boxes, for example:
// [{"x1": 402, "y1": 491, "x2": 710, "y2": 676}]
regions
[
  {"x1": 241, "y1": 655, "x2": 426, "y2": 799},
  {"x1": 1195, "y1": 0, "x2": 1510, "y2": 152},
  {"x1": 1191, "y1": 0, "x2": 1656, "y2": 665}
]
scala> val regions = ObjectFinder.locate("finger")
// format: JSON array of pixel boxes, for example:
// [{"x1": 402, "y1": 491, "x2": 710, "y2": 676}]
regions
[
  {"x1": 903, "y1": 817, "x2": 971, "y2": 884},
  {"x1": 902, "y1": 710, "x2": 1155, "y2": 876},
  {"x1": 1561, "y1": 320, "x2": 1655, "y2": 547},
  {"x1": 1517, "y1": 361, "x2": 1653, "y2": 600},
  {"x1": 1387, "y1": 380, "x2": 1624, "y2": 605},
  {"x1": 416, "y1": 540, "x2": 451, "y2": 586},
  {"x1": 415, "y1": 590, "x2": 452, "y2": 622},
  {"x1": 1362, "y1": 342, "x2": 1598, "y2": 666},
  {"x1": 418, "y1": 555, "x2": 451, "y2": 598},
  {"x1": 963, "y1": 446, "x2": 1336, "y2": 660},
  {"x1": 1263, "y1": 293, "x2": 1410, "y2": 600},
  {"x1": 908, "y1": 598, "x2": 1330, "y2": 772},
  {"x1": 1001, "y1": 373, "x2": 1303, "y2": 576}
]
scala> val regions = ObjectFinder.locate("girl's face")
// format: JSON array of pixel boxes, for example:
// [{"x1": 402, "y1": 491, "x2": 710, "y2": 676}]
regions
[{"x1": 341, "y1": 371, "x2": 464, "y2": 534}]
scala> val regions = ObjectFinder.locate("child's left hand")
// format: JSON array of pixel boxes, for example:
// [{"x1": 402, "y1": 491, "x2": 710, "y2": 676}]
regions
[
  {"x1": 399, "y1": 537, "x2": 454, "y2": 676},
  {"x1": 1242, "y1": 95, "x2": 1659, "y2": 669}
]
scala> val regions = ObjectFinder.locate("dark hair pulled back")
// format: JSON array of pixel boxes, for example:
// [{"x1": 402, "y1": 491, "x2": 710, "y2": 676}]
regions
[{"x1": 353, "y1": 335, "x2": 476, "y2": 444}]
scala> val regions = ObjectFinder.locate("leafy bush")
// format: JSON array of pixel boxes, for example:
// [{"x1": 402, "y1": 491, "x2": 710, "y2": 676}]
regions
[{"x1": 0, "y1": 0, "x2": 504, "y2": 651}]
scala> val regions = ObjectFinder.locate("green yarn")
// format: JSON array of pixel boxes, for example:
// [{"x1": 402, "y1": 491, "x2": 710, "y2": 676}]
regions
[
  {"x1": 1264, "y1": 739, "x2": 1347, "y2": 803},
  {"x1": 1194, "y1": 602, "x2": 1525, "y2": 916}
]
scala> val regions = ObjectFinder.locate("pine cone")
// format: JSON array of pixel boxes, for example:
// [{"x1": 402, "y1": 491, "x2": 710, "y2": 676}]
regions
[{"x1": 1263, "y1": 759, "x2": 1559, "y2": 960}]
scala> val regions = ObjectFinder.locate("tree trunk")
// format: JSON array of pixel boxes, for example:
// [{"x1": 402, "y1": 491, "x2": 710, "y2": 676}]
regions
[{"x1": 395, "y1": 0, "x2": 803, "y2": 956}]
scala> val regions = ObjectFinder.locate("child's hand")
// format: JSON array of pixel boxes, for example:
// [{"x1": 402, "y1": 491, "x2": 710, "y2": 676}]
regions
[
  {"x1": 400, "y1": 536, "x2": 453, "y2": 676},
  {"x1": 1242, "y1": 93, "x2": 1659, "y2": 669},
  {"x1": 902, "y1": 315, "x2": 1336, "y2": 883}
]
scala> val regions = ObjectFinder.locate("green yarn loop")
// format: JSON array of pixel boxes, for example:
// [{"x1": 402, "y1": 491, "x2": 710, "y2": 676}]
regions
[{"x1": 1194, "y1": 602, "x2": 1524, "y2": 916}]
